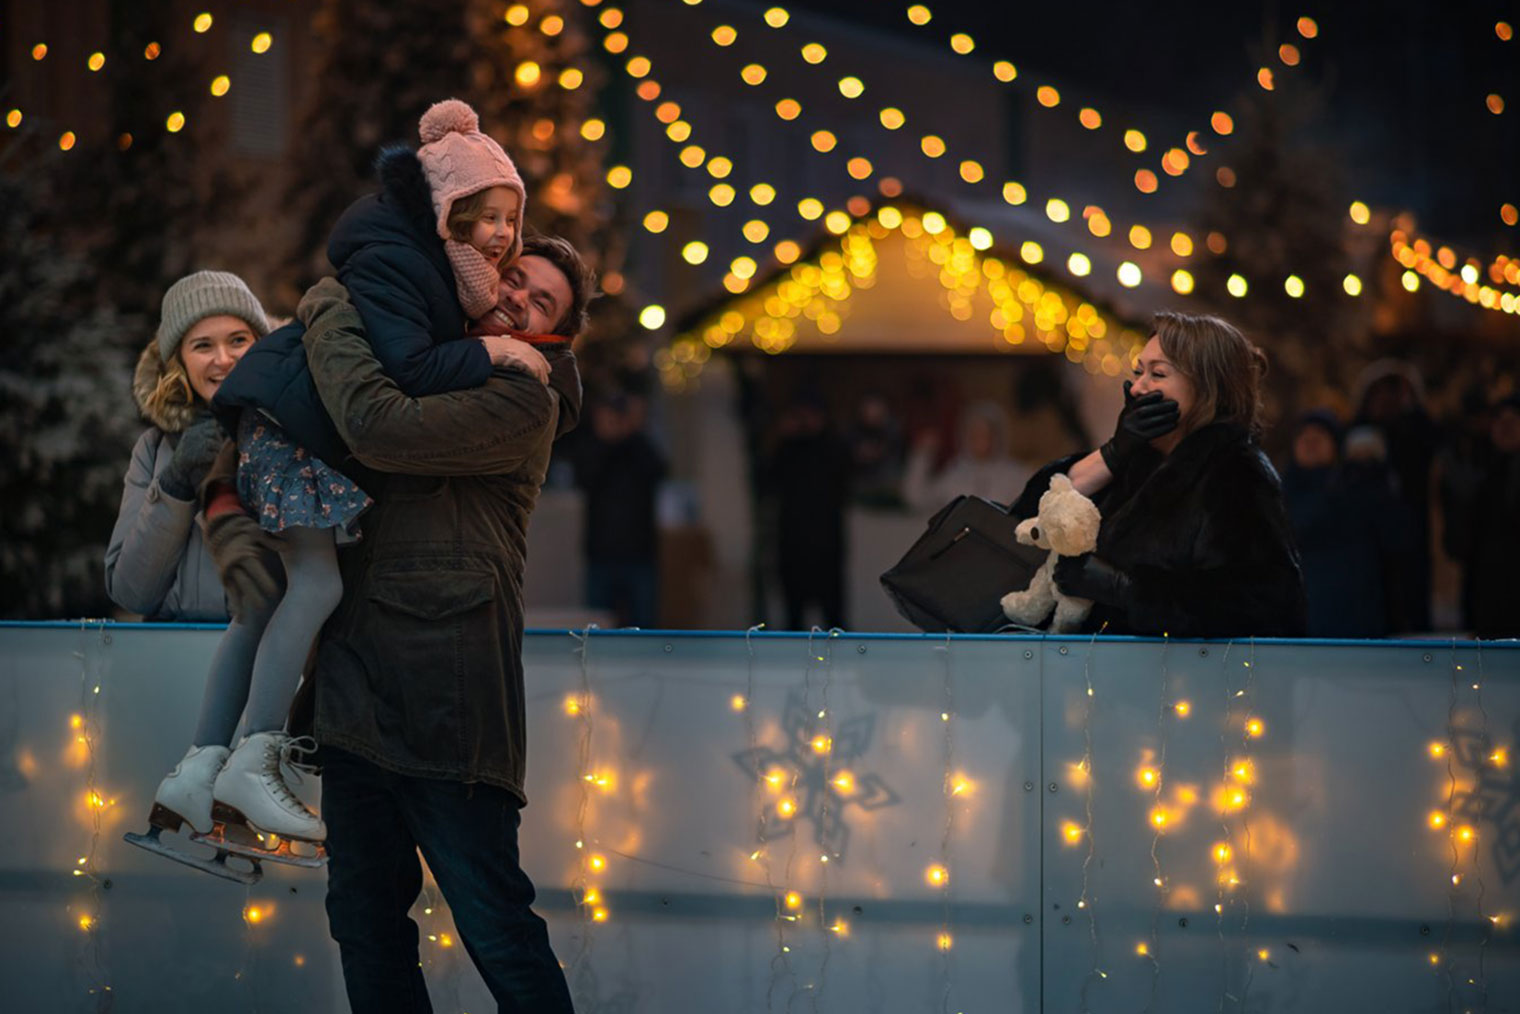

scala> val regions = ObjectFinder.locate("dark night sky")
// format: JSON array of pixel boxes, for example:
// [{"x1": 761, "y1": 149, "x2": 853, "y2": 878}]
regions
[{"x1": 786, "y1": 0, "x2": 1519, "y2": 250}]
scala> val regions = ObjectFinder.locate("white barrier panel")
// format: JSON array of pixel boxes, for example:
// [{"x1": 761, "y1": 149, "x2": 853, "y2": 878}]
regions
[{"x1": 0, "y1": 623, "x2": 1516, "y2": 1013}]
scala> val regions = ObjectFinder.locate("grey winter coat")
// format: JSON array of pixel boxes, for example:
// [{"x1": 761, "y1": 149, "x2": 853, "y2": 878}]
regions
[
  {"x1": 103, "y1": 343, "x2": 229, "y2": 621},
  {"x1": 297, "y1": 278, "x2": 581, "y2": 802}
]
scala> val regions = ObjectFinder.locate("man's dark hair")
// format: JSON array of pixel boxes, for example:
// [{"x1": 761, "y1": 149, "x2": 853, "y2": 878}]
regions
[{"x1": 520, "y1": 232, "x2": 597, "y2": 338}]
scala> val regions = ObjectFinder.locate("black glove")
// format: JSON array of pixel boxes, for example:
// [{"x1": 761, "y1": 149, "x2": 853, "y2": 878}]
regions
[
  {"x1": 1054, "y1": 553, "x2": 1134, "y2": 609},
  {"x1": 1099, "y1": 381, "x2": 1179, "y2": 473},
  {"x1": 160, "y1": 414, "x2": 229, "y2": 501},
  {"x1": 202, "y1": 511, "x2": 284, "y2": 621}
]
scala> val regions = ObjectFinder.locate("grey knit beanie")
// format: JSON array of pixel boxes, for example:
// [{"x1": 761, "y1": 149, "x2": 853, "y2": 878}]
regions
[{"x1": 156, "y1": 270, "x2": 271, "y2": 361}]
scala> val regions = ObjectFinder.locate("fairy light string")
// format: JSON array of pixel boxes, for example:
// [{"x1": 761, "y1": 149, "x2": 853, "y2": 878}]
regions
[
  {"x1": 1235, "y1": 639, "x2": 1262, "y2": 1012},
  {"x1": 1077, "y1": 625, "x2": 1111, "y2": 1010},
  {"x1": 568, "y1": 624, "x2": 603, "y2": 1004},
  {"x1": 1212, "y1": 639, "x2": 1237, "y2": 1014},
  {"x1": 812, "y1": 626, "x2": 845, "y2": 1011},
  {"x1": 934, "y1": 631, "x2": 956, "y2": 1012},
  {"x1": 70, "y1": 620, "x2": 111, "y2": 1007},
  {"x1": 1141, "y1": 633, "x2": 1171, "y2": 1011}
]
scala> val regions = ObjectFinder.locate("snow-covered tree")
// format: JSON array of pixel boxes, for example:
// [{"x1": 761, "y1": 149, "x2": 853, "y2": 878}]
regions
[{"x1": 0, "y1": 160, "x2": 139, "y2": 618}]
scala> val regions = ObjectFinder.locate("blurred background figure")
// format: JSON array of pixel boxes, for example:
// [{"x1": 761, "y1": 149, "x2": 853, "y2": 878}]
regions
[
  {"x1": 1450, "y1": 394, "x2": 1520, "y2": 639},
  {"x1": 1351, "y1": 360, "x2": 1438, "y2": 631},
  {"x1": 1282, "y1": 410, "x2": 1416, "y2": 638},
  {"x1": 571, "y1": 391, "x2": 667, "y2": 628},
  {"x1": 903, "y1": 399, "x2": 1032, "y2": 511},
  {"x1": 767, "y1": 392, "x2": 851, "y2": 630},
  {"x1": 848, "y1": 391, "x2": 906, "y2": 508}
]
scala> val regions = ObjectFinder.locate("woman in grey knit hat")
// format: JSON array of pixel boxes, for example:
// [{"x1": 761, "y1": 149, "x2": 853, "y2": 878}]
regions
[{"x1": 109, "y1": 270, "x2": 298, "y2": 879}]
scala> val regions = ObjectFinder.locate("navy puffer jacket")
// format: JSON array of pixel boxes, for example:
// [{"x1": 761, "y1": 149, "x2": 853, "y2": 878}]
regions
[{"x1": 214, "y1": 146, "x2": 491, "y2": 473}]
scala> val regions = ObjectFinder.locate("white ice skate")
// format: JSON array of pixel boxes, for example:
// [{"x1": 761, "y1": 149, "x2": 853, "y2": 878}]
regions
[
  {"x1": 124, "y1": 745, "x2": 262, "y2": 884},
  {"x1": 200, "y1": 731, "x2": 327, "y2": 869}
]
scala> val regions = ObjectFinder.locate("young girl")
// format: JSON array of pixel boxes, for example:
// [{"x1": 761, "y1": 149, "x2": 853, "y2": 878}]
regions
[{"x1": 144, "y1": 100, "x2": 544, "y2": 865}]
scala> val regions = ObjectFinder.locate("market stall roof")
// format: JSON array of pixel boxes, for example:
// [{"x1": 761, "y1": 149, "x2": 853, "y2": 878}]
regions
[{"x1": 662, "y1": 199, "x2": 1152, "y2": 388}]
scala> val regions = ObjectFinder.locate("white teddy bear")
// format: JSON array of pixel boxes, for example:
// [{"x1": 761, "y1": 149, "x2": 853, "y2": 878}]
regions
[{"x1": 1000, "y1": 473, "x2": 1103, "y2": 633}]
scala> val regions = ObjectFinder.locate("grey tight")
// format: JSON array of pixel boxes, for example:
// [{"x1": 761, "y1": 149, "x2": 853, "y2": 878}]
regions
[{"x1": 191, "y1": 526, "x2": 342, "y2": 746}]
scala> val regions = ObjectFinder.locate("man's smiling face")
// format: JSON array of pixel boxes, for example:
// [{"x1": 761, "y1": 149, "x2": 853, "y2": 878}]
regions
[{"x1": 484, "y1": 256, "x2": 573, "y2": 335}]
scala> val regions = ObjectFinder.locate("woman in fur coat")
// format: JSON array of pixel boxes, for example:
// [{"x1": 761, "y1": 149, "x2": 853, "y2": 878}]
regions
[{"x1": 1010, "y1": 311, "x2": 1307, "y2": 638}]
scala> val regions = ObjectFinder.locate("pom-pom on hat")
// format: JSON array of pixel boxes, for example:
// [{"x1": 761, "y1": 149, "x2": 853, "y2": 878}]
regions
[
  {"x1": 416, "y1": 98, "x2": 526, "y2": 260},
  {"x1": 156, "y1": 270, "x2": 271, "y2": 362}
]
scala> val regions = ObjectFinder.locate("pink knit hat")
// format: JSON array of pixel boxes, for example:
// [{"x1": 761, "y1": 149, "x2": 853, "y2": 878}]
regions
[{"x1": 416, "y1": 99, "x2": 527, "y2": 262}]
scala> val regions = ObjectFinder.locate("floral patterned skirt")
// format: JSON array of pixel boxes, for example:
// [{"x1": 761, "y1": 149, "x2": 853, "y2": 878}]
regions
[{"x1": 237, "y1": 410, "x2": 371, "y2": 535}]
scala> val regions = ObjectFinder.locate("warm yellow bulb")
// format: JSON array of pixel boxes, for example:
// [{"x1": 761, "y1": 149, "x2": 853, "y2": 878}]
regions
[
  {"x1": 907, "y1": 5, "x2": 932, "y2": 26},
  {"x1": 1129, "y1": 225, "x2": 1152, "y2": 249},
  {"x1": 777, "y1": 798, "x2": 797, "y2": 818},
  {"x1": 742, "y1": 220, "x2": 770, "y2": 243},
  {"x1": 950, "y1": 33, "x2": 974, "y2": 54},
  {"x1": 679, "y1": 145, "x2": 706, "y2": 168},
  {"x1": 810, "y1": 130, "x2": 837, "y2": 153},
  {"x1": 604, "y1": 32, "x2": 629, "y2": 54},
  {"x1": 1045, "y1": 198, "x2": 1071, "y2": 223},
  {"x1": 960, "y1": 160, "x2": 984, "y2": 183},
  {"x1": 801, "y1": 42, "x2": 827, "y2": 63},
  {"x1": 581, "y1": 118, "x2": 606, "y2": 141},
  {"x1": 1135, "y1": 942, "x2": 1150, "y2": 956},
  {"x1": 639, "y1": 304, "x2": 668, "y2": 329},
  {"x1": 1284, "y1": 275, "x2": 1305, "y2": 298},
  {"x1": 847, "y1": 157, "x2": 874, "y2": 180},
  {"x1": 993, "y1": 61, "x2": 1016, "y2": 82},
  {"x1": 1213, "y1": 842, "x2": 1232, "y2": 864},
  {"x1": 921, "y1": 212, "x2": 947, "y2": 234},
  {"x1": 625, "y1": 56, "x2": 652, "y2": 79},
  {"x1": 774, "y1": 240, "x2": 801, "y2": 263},
  {"x1": 589, "y1": 854, "x2": 607, "y2": 872},
  {"x1": 166, "y1": 111, "x2": 186, "y2": 133},
  {"x1": 507, "y1": 4, "x2": 531, "y2": 26},
  {"x1": 563, "y1": 694, "x2": 582, "y2": 716},
  {"x1": 937, "y1": 931, "x2": 954, "y2": 951},
  {"x1": 1036, "y1": 85, "x2": 1060, "y2": 107},
  {"x1": 1124, "y1": 129, "x2": 1147, "y2": 152},
  {"x1": 681, "y1": 242, "x2": 709, "y2": 265},
  {"x1": 1068, "y1": 253, "x2": 1092, "y2": 277},
  {"x1": 1020, "y1": 241, "x2": 1043, "y2": 264},
  {"x1": 880, "y1": 107, "x2": 906, "y2": 130},
  {"x1": 1117, "y1": 262, "x2": 1143, "y2": 288},
  {"x1": 591, "y1": 907, "x2": 609, "y2": 923},
  {"x1": 1174, "y1": 700, "x2": 1191, "y2": 717},
  {"x1": 1002, "y1": 182, "x2": 1027, "y2": 205},
  {"x1": 968, "y1": 227, "x2": 993, "y2": 251},
  {"x1": 838, "y1": 76, "x2": 864, "y2": 99},
  {"x1": 925, "y1": 863, "x2": 949, "y2": 887},
  {"x1": 764, "y1": 7, "x2": 790, "y2": 28},
  {"x1": 1061, "y1": 821, "x2": 1084, "y2": 844},
  {"x1": 210, "y1": 75, "x2": 231, "y2": 97},
  {"x1": 1171, "y1": 269, "x2": 1194, "y2": 295},
  {"x1": 5, "y1": 109, "x2": 21, "y2": 129},
  {"x1": 810, "y1": 734, "x2": 833, "y2": 754},
  {"x1": 1246, "y1": 718, "x2": 1265, "y2": 738},
  {"x1": 250, "y1": 32, "x2": 273, "y2": 54},
  {"x1": 194, "y1": 12, "x2": 214, "y2": 32},
  {"x1": 784, "y1": 890, "x2": 803, "y2": 909},
  {"x1": 515, "y1": 61, "x2": 542, "y2": 87},
  {"x1": 833, "y1": 771, "x2": 855, "y2": 793},
  {"x1": 731, "y1": 256, "x2": 758, "y2": 279},
  {"x1": 1457, "y1": 825, "x2": 1477, "y2": 844},
  {"x1": 797, "y1": 198, "x2": 824, "y2": 220},
  {"x1": 605, "y1": 165, "x2": 633, "y2": 189},
  {"x1": 774, "y1": 99, "x2": 802, "y2": 121},
  {"x1": 741, "y1": 64, "x2": 767, "y2": 86},
  {"x1": 749, "y1": 183, "x2": 777, "y2": 206},
  {"x1": 87, "y1": 52, "x2": 106, "y2": 72},
  {"x1": 642, "y1": 211, "x2": 669, "y2": 234}
]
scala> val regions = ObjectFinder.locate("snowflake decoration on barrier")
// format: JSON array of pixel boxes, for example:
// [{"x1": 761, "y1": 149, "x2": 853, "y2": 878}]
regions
[
  {"x1": 1450, "y1": 717, "x2": 1520, "y2": 885},
  {"x1": 733, "y1": 688, "x2": 899, "y2": 863}
]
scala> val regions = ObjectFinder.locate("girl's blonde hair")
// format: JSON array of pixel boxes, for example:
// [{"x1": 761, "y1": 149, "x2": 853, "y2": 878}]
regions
[{"x1": 1152, "y1": 311, "x2": 1268, "y2": 436}]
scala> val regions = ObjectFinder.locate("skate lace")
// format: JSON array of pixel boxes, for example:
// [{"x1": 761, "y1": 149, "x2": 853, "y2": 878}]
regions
[{"x1": 263, "y1": 735, "x2": 321, "y2": 812}]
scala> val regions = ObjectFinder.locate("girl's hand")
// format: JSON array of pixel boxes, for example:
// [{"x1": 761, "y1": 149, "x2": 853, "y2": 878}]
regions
[{"x1": 479, "y1": 335, "x2": 550, "y2": 385}]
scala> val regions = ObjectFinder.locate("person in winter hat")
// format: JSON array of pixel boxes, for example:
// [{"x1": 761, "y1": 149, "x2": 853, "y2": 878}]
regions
[
  {"x1": 158, "y1": 100, "x2": 551, "y2": 865},
  {"x1": 114, "y1": 270, "x2": 311, "y2": 873}
]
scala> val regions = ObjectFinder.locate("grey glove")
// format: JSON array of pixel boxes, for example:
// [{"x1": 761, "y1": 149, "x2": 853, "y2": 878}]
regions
[
  {"x1": 160, "y1": 414, "x2": 229, "y2": 501},
  {"x1": 202, "y1": 511, "x2": 284, "y2": 621}
]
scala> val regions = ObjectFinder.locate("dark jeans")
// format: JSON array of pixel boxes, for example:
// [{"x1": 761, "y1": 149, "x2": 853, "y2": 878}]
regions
[
  {"x1": 321, "y1": 747, "x2": 572, "y2": 1014},
  {"x1": 586, "y1": 560, "x2": 658, "y2": 628}
]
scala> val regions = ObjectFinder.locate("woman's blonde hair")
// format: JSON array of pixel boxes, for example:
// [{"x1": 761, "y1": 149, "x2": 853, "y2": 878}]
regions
[
  {"x1": 1152, "y1": 311, "x2": 1268, "y2": 436},
  {"x1": 140, "y1": 348, "x2": 199, "y2": 419}
]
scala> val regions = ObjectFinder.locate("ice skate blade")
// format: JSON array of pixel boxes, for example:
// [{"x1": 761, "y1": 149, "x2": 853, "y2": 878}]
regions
[
  {"x1": 123, "y1": 826, "x2": 262, "y2": 885},
  {"x1": 195, "y1": 816, "x2": 327, "y2": 870}
]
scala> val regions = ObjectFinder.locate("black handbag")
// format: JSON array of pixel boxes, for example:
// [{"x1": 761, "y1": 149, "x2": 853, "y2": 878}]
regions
[{"x1": 880, "y1": 496, "x2": 1047, "y2": 633}]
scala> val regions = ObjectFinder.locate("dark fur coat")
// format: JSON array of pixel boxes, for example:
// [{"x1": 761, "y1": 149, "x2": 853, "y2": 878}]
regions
[{"x1": 1012, "y1": 423, "x2": 1308, "y2": 638}]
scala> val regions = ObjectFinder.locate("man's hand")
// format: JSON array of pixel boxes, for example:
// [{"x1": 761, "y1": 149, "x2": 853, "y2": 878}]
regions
[
  {"x1": 1054, "y1": 553, "x2": 1134, "y2": 609},
  {"x1": 159, "y1": 414, "x2": 229, "y2": 501},
  {"x1": 202, "y1": 510, "x2": 285, "y2": 621},
  {"x1": 1099, "y1": 381, "x2": 1179, "y2": 473},
  {"x1": 479, "y1": 335, "x2": 550, "y2": 385}
]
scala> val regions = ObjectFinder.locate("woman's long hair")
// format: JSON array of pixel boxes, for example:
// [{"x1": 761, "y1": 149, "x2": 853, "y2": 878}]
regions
[{"x1": 1152, "y1": 311, "x2": 1268, "y2": 437}]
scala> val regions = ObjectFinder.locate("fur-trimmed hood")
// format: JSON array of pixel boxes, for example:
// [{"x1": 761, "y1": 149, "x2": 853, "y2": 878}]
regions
[
  {"x1": 132, "y1": 339, "x2": 198, "y2": 434},
  {"x1": 327, "y1": 146, "x2": 441, "y2": 272}
]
